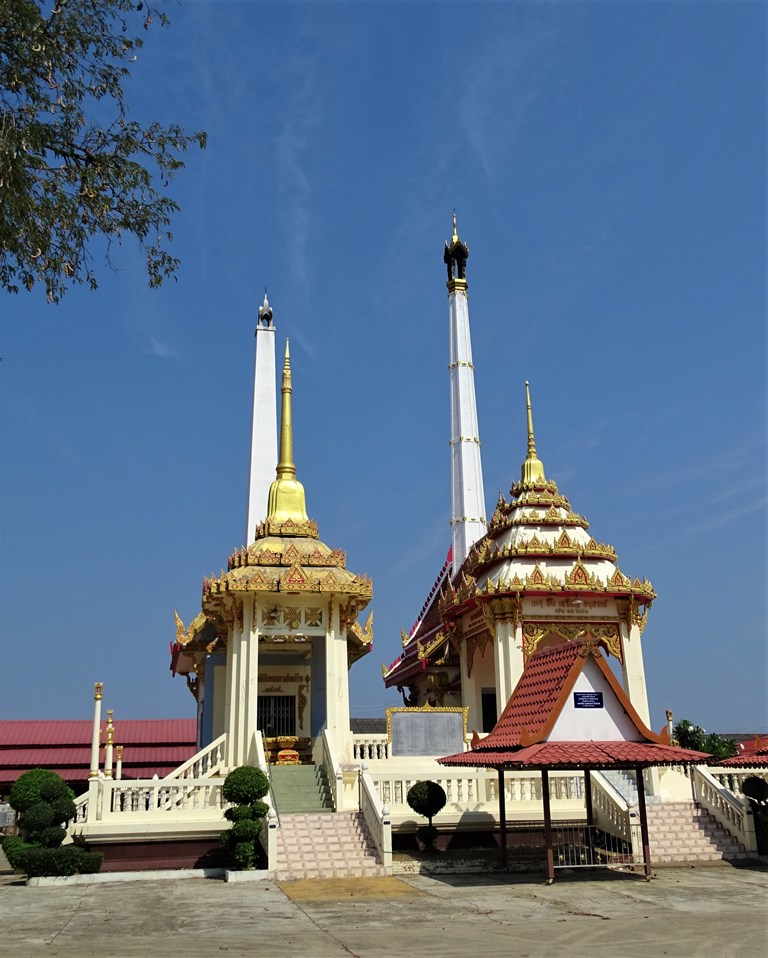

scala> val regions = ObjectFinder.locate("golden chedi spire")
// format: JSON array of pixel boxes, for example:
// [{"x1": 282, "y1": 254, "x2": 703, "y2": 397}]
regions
[
  {"x1": 267, "y1": 340, "x2": 310, "y2": 525},
  {"x1": 520, "y1": 380, "x2": 546, "y2": 485},
  {"x1": 444, "y1": 210, "x2": 469, "y2": 291}
]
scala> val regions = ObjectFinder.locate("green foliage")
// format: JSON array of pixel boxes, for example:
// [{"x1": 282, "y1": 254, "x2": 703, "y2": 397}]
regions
[
  {"x1": 21, "y1": 801, "x2": 55, "y2": 832},
  {"x1": 406, "y1": 780, "x2": 447, "y2": 827},
  {"x1": 231, "y1": 819, "x2": 262, "y2": 843},
  {"x1": 8, "y1": 770, "x2": 75, "y2": 845},
  {"x1": 222, "y1": 766, "x2": 269, "y2": 805},
  {"x1": 2, "y1": 834, "x2": 34, "y2": 869},
  {"x1": 0, "y1": 0, "x2": 207, "y2": 302},
  {"x1": 21, "y1": 845, "x2": 103, "y2": 878},
  {"x1": 741, "y1": 776, "x2": 768, "y2": 804},
  {"x1": 233, "y1": 840, "x2": 256, "y2": 871},
  {"x1": 220, "y1": 766, "x2": 270, "y2": 870},
  {"x1": 8, "y1": 768, "x2": 71, "y2": 813},
  {"x1": 673, "y1": 721, "x2": 738, "y2": 762}
]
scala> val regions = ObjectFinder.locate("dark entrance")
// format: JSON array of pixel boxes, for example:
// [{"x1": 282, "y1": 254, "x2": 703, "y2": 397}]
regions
[
  {"x1": 481, "y1": 689, "x2": 497, "y2": 732},
  {"x1": 257, "y1": 695, "x2": 296, "y2": 737}
]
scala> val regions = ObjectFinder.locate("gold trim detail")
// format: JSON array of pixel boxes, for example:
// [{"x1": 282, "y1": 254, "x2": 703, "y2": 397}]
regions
[
  {"x1": 385, "y1": 704, "x2": 469, "y2": 742},
  {"x1": 305, "y1": 607, "x2": 322, "y2": 627}
]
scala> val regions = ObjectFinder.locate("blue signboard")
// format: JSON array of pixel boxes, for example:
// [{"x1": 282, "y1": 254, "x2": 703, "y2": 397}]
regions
[{"x1": 574, "y1": 691, "x2": 604, "y2": 709}]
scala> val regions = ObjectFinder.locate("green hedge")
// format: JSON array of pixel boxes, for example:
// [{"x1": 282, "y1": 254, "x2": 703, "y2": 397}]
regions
[
  {"x1": 21, "y1": 846, "x2": 104, "y2": 878},
  {"x1": 221, "y1": 766, "x2": 269, "y2": 805}
]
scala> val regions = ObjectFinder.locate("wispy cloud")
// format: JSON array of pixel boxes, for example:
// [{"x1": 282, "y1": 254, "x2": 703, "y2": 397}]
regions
[{"x1": 146, "y1": 336, "x2": 180, "y2": 360}]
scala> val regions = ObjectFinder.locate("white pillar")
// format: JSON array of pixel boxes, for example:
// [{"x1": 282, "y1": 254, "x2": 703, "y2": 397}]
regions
[
  {"x1": 620, "y1": 619, "x2": 651, "y2": 727},
  {"x1": 325, "y1": 602, "x2": 352, "y2": 762},
  {"x1": 103, "y1": 710, "x2": 114, "y2": 779},
  {"x1": 246, "y1": 298, "x2": 277, "y2": 544},
  {"x1": 448, "y1": 283, "x2": 487, "y2": 573},
  {"x1": 242, "y1": 596, "x2": 260, "y2": 766},
  {"x1": 233, "y1": 610, "x2": 247, "y2": 767},
  {"x1": 493, "y1": 620, "x2": 522, "y2": 717},
  {"x1": 115, "y1": 745, "x2": 123, "y2": 781},
  {"x1": 89, "y1": 682, "x2": 103, "y2": 779},
  {"x1": 224, "y1": 625, "x2": 238, "y2": 769}
]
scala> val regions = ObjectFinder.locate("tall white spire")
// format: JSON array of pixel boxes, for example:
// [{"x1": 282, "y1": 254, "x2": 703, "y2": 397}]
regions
[
  {"x1": 444, "y1": 214, "x2": 487, "y2": 575},
  {"x1": 245, "y1": 290, "x2": 277, "y2": 544}
]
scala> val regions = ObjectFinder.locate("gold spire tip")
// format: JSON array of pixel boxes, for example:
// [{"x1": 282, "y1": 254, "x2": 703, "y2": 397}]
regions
[{"x1": 521, "y1": 380, "x2": 546, "y2": 484}]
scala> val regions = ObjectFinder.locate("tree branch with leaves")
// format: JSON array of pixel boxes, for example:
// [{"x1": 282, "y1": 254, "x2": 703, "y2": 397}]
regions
[{"x1": 0, "y1": 0, "x2": 206, "y2": 302}]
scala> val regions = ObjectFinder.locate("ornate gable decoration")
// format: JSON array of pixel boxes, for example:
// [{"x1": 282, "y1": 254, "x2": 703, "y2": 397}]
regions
[{"x1": 281, "y1": 562, "x2": 309, "y2": 592}]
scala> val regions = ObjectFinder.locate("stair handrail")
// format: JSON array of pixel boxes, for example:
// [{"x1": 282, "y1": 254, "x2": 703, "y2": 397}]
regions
[
  {"x1": 321, "y1": 729, "x2": 343, "y2": 812},
  {"x1": 162, "y1": 732, "x2": 227, "y2": 781},
  {"x1": 359, "y1": 762, "x2": 392, "y2": 871},
  {"x1": 590, "y1": 770, "x2": 636, "y2": 853},
  {"x1": 689, "y1": 764, "x2": 757, "y2": 854},
  {"x1": 258, "y1": 730, "x2": 279, "y2": 827}
]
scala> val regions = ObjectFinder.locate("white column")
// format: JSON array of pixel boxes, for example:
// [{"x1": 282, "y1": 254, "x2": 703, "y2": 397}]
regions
[
  {"x1": 448, "y1": 285, "x2": 487, "y2": 573},
  {"x1": 493, "y1": 620, "x2": 523, "y2": 717},
  {"x1": 246, "y1": 306, "x2": 277, "y2": 544},
  {"x1": 89, "y1": 682, "x2": 103, "y2": 779},
  {"x1": 620, "y1": 619, "x2": 651, "y2": 727},
  {"x1": 115, "y1": 745, "x2": 123, "y2": 781},
  {"x1": 103, "y1": 710, "x2": 114, "y2": 779},
  {"x1": 325, "y1": 602, "x2": 352, "y2": 762},
  {"x1": 242, "y1": 596, "x2": 260, "y2": 766},
  {"x1": 224, "y1": 625, "x2": 238, "y2": 769},
  {"x1": 233, "y1": 609, "x2": 247, "y2": 767}
]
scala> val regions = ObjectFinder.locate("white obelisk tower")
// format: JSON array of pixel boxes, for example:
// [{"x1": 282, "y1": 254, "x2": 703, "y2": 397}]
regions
[
  {"x1": 445, "y1": 215, "x2": 487, "y2": 575},
  {"x1": 245, "y1": 292, "x2": 277, "y2": 544}
]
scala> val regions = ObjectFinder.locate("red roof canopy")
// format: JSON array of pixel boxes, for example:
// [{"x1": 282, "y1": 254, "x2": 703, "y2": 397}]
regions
[{"x1": 439, "y1": 640, "x2": 710, "y2": 770}]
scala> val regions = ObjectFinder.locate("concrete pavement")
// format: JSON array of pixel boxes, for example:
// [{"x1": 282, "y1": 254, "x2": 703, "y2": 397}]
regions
[{"x1": 0, "y1": 864, "x2": 765, "y2": 957}]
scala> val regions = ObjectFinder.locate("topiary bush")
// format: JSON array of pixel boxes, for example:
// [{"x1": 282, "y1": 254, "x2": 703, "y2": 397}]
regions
[
  {"x1": 2, "y1": 834, "x2": 34, "y2": 870},
  {"x1": 5, "y1": 769, "x2": 100, "y2": 877},
  {"x1": 407, "y1": 780, "x2": 447, "y2": 851},
  {"x1": 220, "y1": 766, "x2": 270, "y2": 870}
]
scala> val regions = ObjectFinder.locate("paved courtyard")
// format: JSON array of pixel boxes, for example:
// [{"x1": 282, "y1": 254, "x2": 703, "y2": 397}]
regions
[{"x1": 0, "y1": 865, "x2": 765, "y2": 957}]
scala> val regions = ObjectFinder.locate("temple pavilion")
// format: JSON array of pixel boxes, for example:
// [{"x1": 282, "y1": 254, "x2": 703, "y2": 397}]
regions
[
  {"x1": 384, "y1": 217, "x2": 655, "y2": 737},
  {"x1": 170, "y1": 336, "x2": 373, "y2": 768}
]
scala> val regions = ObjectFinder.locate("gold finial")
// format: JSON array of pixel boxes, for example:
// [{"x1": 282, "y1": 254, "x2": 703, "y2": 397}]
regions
[
  {"x1": 452, "y1": 210, "x2": 459, "y2": 244},
  {"x1": 94, "y1": 682, "x2": 103, "y2": 701},
  {"x1": 267, "y1": 339, "x2": 309, "y2": 524},
  {"x1": 521, "y1": 381, "x2": 546, "y2": 485},
  {"x1": 105, "y1": 710, "x2": 115, "y2": 745}
]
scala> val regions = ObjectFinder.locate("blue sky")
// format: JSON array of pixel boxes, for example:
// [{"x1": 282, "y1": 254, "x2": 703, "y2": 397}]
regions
[{"x1": 2, "y1": 1, "x2": 765, "y2": 735}]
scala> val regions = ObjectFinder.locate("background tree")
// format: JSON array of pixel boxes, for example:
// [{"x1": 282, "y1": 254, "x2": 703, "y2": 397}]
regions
[
  {"x1": 0, "y1": 0, "x2": 206, "y2": 302},
  {"x1": 674, "y1": 719, "x2": 738, "y2": 763}
]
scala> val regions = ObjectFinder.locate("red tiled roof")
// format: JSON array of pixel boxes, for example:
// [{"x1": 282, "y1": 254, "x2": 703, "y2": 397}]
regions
[
  {"x1": 0, "y1": 720, "x2": 196, "y2": 746},
  {"x1": 474, "y1": 642, "x2": 591, "y2": 749},
  {"x1": 439, "y1": 740, "x2": 711, "y2": 770},
  {"x1": 719, "y1": 737, "x2": 768, "y2": 767},
  {"x1": 0, "y1": 720, "x2": 196, "y2": 790}
]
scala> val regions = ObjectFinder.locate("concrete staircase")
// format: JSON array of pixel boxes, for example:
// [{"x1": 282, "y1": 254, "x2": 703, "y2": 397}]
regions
[
  {"x1": 274, "y1": 811, "x2": 387, "y2": 881},
  {"x1": 270, "y1": 764, "x2": 333, "y2": 814},
  {"x1": 600, "y1": 769, "x2": 639, "y2": 804},
  {"x1": 644, "y1": 801, "x2": 749, "y2": 864}
]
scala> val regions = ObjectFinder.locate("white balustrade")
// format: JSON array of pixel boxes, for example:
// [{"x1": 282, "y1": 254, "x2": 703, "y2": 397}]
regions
[
  {"x1": 709, "y1": 766, "x2": 768, "y2": 798},
  {"x1": 75, "y1": 777, "x2": 227, "y2": 826},
  {"x1": 359, "y1": 764, "x2": 392, "y2": 871},
  {"x1": 163, "y1": 733, "x2": 227, "y2": 780},
  {"x1": 321, "y1": 729, "x2": 342, "y2": 811},
  {"x1": 352, "y1": 734, "x2": 390, "y2": 761},
  {"x1": 689, "y1": 765, "x2": 757, "y2": 853}
]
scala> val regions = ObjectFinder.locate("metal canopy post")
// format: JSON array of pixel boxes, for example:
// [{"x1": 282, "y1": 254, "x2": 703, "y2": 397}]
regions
[
  {"x1": 497, "y1": 767, "x2": 508, "y2": 868},
  {"x1": 635, "y1": 767, "x2": 652, "y2": 880},
  {"x1": 541, "y1": 769, "x2": 555, "y2": 884}
]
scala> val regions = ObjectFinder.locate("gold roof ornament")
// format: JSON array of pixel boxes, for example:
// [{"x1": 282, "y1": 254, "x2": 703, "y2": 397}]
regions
[
  {"x1": 520, "y1": 381, "x2": 546, "y2": 486},
  {"x1": 266, "y1": 340, "x2": 310, "y2": 529},
  {"x1": 444, "y1": 210, "x2": 469, "y2": 289}
]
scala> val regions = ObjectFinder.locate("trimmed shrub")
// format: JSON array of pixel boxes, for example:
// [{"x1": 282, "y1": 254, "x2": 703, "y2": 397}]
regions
[
  {"x1": 221, "y1": 766, "x2": 269, "y2": 805},
  {"x1": 20, "y1": 846, "x2": 104, "y2": 878},
  {"x1": 407, "y1": 781, "x2": 447, "y2": 826},
  {"x1": 2, "y1": 834, "x2": 34, "y2": 870},
  {"x1": 22, "y1": 802, "x2": 55, "y2": 833},
  {"x1": 220, "y1": 766, "x2": 270, "y2": 870},
  {"x1": 37, "y1": 826, "x2": 67, "y2": 849},
  {"x1": 231, "y1": 819, "x2": 262, "y2": 843},
  {"x1": 233, "y1": 841, "x2": 255, "y2": 871},
  {"x1": 9, "y1": 769, "x2": 73, "y2": 813}
]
